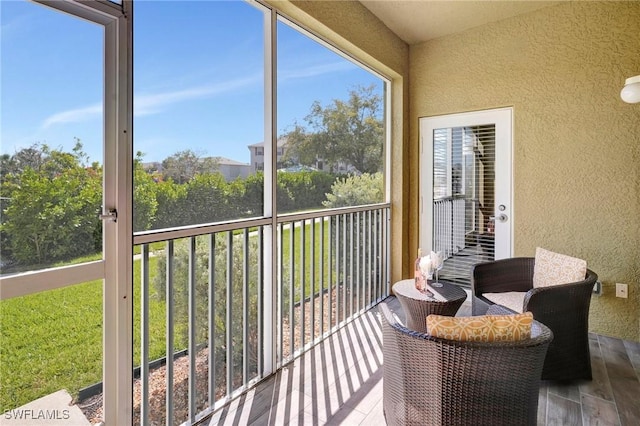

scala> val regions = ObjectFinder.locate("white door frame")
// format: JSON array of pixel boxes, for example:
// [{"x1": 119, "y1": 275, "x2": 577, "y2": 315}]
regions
[
  {"x1": 419, "y1": 107, "x2": 513, "y2": 260},
  {"x1": 32, "y1": 1, "x2": 133, "y2": 424}
]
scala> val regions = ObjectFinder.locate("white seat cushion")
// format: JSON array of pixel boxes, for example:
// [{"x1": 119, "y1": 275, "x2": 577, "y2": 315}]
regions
[
  {"x1": 483, "y1": 291, "x2": 527, "y2": 314},
  {"x1": 533, "y1": 247, "x2": 587, "y2": 288}
]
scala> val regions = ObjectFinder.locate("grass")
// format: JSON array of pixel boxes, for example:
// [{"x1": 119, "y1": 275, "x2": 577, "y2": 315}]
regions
[
  {"x1": 0, "y1": 278, "x2": 103, "y2": 411},
  {"x1": 280, "y1": 220, "x2": 334, "y2": 297},
  {"x1": 0, "y1": 257, "x2": 167, "y2": 412},
  {"x1": 0, "y1": 218, "x2": 361, "y2": 412},
  {"x1": 1, "y1": 242, "x2": 164, "y2": 276}
]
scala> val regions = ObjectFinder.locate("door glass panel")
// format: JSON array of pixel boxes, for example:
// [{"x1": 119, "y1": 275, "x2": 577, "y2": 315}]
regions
[
  {"x1": 1, "y1": 0, "x2": 104, "y2": 275},
  {"x1": 432, "y1": 125, "x2": 496, "y2": 286},
  {"x1": 133, "y1": 1, "x2": 265, "y2": 232},
  {"x1": 0, "y1": 0, "x2": 105, "y2": 418}
]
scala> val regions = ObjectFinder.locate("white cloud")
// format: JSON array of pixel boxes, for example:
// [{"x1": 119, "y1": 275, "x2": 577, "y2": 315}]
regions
[
  {"x1": 279, "y1": 61, "x2": 355, "y2": 80},
  {"x1": 135, "y1": 75, "x2": 259, "y2": 116},
  {"x1": 42, "y1": 103, "x2": 102, "y2": 128},
  {"x1": 40, "y1": 75, "x2": 260, "y2": 128}
]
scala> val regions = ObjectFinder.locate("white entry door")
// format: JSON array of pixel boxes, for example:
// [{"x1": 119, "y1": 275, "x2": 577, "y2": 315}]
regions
[{"x1": 419, "y1": 108, "x2": 512, "y2": 286}]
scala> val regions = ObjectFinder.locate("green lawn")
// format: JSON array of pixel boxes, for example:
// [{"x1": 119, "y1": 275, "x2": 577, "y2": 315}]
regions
[
  {"x1": 281, "y1": 220, "x2": 334, "y2": 296},
  {"x1": 0, "y1": 256, "x2": 166, "y2": 411}
]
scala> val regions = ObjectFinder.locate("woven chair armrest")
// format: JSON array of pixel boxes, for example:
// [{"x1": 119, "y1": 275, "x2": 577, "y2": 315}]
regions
[
  {"x1": 381, "y1": 301, "x2": 552, "y2": 347},
  {"x1": 379, "y1": 301, "x2": 430, "y2": 339},
  {"x1": 524, "y1": 269, "x2": 598, "y2": 316}
]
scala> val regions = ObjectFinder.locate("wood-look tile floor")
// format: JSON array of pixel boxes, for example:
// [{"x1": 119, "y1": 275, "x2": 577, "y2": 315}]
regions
[{"x1": 206, "y1": 295, "x2": 640, "y2": 426}]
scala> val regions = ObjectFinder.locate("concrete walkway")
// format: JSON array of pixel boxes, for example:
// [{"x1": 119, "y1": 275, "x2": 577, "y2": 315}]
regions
[{"x1": 1, "y1": 390, "x2": 90, "y2": 426}]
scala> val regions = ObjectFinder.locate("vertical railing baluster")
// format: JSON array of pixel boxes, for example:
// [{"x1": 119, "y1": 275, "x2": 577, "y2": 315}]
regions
[
  {"x1": 373, "y1": 210, "x2": 379, "y2": 301},
  {"x1": 329, "y1": 216, "x2": 335, "y2": 330},
  {"x1": 300, "y1": 219, "x2": 306, "y2": 349},
  {"x1": 140, "y1": 244, "x2": 150, "y2": 426},
  {"x1": 355, "y1": 211, "x2": 360, "y2": 313},
  {"x1": 188, "y1": 237, "x2": 196, "y2": 424},
  {"x1": 257, "y1": 226, "x2": 263, "y2": 374},
  {"x1": 208, "y1": 234, "x2": 215, "y2": 408},
  {"x1": 166, "y1": 241, "x2": 174, "y2": 426},
  {"x1": 348, "y1": 213, "x2": 354, "y2": 318},
  {"x1": 226, "y1": 231, "x2": 233, "y2": 396},
  {"x1": 310, "y1": 218, "x2": 315, "y2": 343},
  {"x1": 359, "y1": 211, "x2": 364, "y2": 309},
  {"x1": 278, "y1": 223, "x2": 284, "y2": 364},
  {"x1": 334, "y1": 215, "x2": 340, "y2": 327},
  {"x1": 385, "y1": 208, "x2": 391, "y2": 294},
  {"x1": 380, "y1": 209, "x2": 384, "y2": 299},
  {"x1": 319, "y1": 217, "x2": 325, "y2": 337},
  {"x1": 243, "y1": 229, "x2": 249, "y2": 385},
  {"x1": 367, "y1": 210, "x2": 372, "y2": 306},
  {"x1": 360, "y1": 212, "x2": 369, "y2": 309},
  {"x1": 359, "y1": 212, "x2": 364, "y2": 309},
  {"x1": 342, "y1": 214, "x2": 347, "y2": 323},
  {"x1": 289, "y1": 221, "x2": 295, "y2": 355},
  {"x1": 362, "y1": 212, "x2": 366, "y2": 309}
]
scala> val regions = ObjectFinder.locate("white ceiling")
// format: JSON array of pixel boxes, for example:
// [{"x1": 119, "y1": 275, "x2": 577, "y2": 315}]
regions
[{"x1": 359, "y1": 1, "x2": 561, "y2": 45}]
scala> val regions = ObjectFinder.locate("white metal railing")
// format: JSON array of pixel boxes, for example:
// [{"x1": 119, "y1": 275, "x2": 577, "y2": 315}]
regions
[
  {"x1": 133, "y1": 204, "x2": 390, "y2": 425},
  {"x1": 433, "y1": 197, "x2": 466, "y2": 257}
]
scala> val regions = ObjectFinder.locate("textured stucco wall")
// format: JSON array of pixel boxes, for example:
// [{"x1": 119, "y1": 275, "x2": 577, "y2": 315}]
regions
[
  {"x1": 410, "y1": 1, "x2": 640, "y2": 341},
  {"x1": 265, "y1": 1, "x2": 411, "y2": 284}
]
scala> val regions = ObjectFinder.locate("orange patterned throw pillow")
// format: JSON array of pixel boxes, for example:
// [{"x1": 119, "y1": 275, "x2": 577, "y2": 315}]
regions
[
  {"x1": 426, "y1": 312, "x2": 533, "y2": 342},
  {"x1": 532, "y1": 247, "x2": 587, "y2": 288}
]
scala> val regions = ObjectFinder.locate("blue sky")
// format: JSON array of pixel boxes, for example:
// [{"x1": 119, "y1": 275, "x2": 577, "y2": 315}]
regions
[{"x1": 1, "y1": 0, "x2": 383, "y2": 164}]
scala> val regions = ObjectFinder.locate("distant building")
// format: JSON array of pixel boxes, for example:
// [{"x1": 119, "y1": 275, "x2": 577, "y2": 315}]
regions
[
  {"x1": 142, "y1": 157, "x2": 250, "y2": 182},
  {"x1": 248, "y1": 137, "x2": 353, "y2": 174},
  {"x1": 214, "y1": 156, "x2": 251, "y2": 181},
  {"x1": 248, "y1": 137, "x2": 289, "y2": 173},
  {"x1": 142, "y1": 161, "x2": 163, "y2": 173}
]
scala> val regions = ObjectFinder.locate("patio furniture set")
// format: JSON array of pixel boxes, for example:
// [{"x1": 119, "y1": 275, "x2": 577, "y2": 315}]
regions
[{"x1": 383, "y1": 247, "x2": 598, "y2": 425}]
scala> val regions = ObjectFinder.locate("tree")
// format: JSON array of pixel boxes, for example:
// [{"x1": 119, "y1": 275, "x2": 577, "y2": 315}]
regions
[
  {"x1": 153, "y1": 234, "x2": 262, "y2": 388},
  {"x1": 283, "y1": 85, "x2": 384, "y2": 174},
  {"x1": 161, "y1": 150, "x2": 219, "y2": 184},
  {"x1": 237, "y1": 172, "x2": 263, "y2": 218},
  {"x1": 151, "y1": 180, "x2": 184, "y2": 230},
  {"x1": 0, "y1": 142, "x2": 101, "y2": 266},
  {"x1": 133, "y1": 153, "x2": 158, "y2": 232},
  {"x1": 1, "y1": 163, "x2": 101, "y2": 265},
  {"x1": 0, "y1": 141, "x2": 84, "y2": 184},
  {"x1": 182, "y1": 173, "x2": 232, "y2": 224},
  {"x1": 277, "y1": 170, "x2": 337, "y2": 213},
  {"x1": 323, "y1": 172, "x2": 383, "y2": 208}
]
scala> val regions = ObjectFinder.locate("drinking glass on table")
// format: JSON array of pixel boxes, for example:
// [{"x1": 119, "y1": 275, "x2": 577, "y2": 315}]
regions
[
  {"x1": 419, "y1": 255, "x2": 433, "y2": 293},
  {"x1": 431, "y1": 250, "x2": 444, "y2": 288}
]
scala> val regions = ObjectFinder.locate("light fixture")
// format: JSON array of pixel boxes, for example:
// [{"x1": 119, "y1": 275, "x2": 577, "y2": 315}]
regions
[{"x1": 620, "y1": 75, "x2": 640, "y2": 103}]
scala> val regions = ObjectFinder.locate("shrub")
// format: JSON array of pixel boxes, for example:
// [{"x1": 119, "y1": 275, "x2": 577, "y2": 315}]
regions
[{"x1": 323, "y1": 172, "x2": 383, "y2": 208}]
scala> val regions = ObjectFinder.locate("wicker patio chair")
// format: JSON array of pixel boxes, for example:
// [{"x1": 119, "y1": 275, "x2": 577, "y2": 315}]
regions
[
  {"x1": 471, "y1": 257, "x2": 598, "y2": 381},
  {"x1": 379, "y1": 301, "x2": 552, "y2": 426}
]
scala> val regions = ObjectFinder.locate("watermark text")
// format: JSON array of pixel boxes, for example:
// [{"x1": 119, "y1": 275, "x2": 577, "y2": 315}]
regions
[{"x1": 3, "y1": 409, "x2": 71, "y2": 421}]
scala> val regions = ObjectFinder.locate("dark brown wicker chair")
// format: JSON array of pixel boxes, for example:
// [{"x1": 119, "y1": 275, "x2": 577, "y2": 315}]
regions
[
  {"x1": 471, "y1": 257, "x2": 598, "y2": 381},
  {"x1": 380, "y1": 301, "x2": 552, "y2": 426}
]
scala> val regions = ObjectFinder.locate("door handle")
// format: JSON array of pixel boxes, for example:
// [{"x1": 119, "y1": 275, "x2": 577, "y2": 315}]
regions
[
  {"x1": 100, "y1": 208, "x2": 118, "y2": 223},
  {"x1": 490, "y1": 214, "x2": 508, "y2": 223}
]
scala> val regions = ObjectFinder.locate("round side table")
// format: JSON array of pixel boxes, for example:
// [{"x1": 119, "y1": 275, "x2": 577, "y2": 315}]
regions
[{"x1": 392, "y1": 279, "x2": 467, "y2": 333}]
